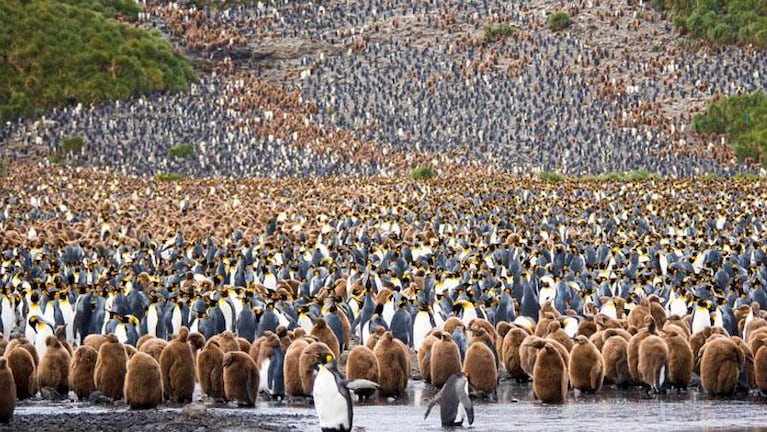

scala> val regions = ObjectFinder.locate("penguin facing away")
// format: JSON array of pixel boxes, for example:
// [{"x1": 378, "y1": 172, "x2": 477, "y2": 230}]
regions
[{"x1": 423, "y1": 372, "x2": 474, "y2": 427}]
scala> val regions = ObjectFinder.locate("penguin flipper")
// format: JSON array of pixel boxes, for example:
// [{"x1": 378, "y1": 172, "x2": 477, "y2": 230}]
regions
[
  {"x1": 423, "y1": 385, "x2": 446, "y2": 420},
  {"x1": 345, "y1": 379, "x2": 380, "y2": 393},
  {"x1": 455, "y1": 376, "x2": 474, "y2": 425}
]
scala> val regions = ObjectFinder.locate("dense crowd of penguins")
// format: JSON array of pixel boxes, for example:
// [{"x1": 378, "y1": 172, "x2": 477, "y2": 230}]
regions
[
  {"x1": 2, "y1": 164, "x2": 767, "y2": 428},
  {"x1": 2, "y1": 0, "x2": 767, "y2": 177}
]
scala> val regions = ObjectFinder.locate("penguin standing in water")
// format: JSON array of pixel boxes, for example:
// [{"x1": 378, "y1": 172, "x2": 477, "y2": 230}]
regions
[
  {"x1": 312, "y1": 353, "x2": 353, "y2": 432},
  {"x1": 423, "y1": 372, "x2": 474, "y2": 427}
]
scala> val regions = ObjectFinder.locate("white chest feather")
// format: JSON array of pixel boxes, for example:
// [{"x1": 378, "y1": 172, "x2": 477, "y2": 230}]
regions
[{"x1": 313, "y1": 368, "x2": 349, "y2": 430}]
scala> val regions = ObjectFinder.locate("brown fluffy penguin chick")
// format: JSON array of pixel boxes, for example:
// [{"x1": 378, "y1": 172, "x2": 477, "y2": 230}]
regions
[
  {"x1": 159, "y1": 327, "x2": 196, "y2": 402},
  {"x1": 6, "y1": 338, "x2": 39, "y2": 368},
  {"x1": 138, "y1": 338, "x2": 167, "y2": 363},
  {"x1": 463, "y1": 331, "x2": 498, "y2": 395},
  {"x1": 699, "y1": 336, "x2": 744, "y2": 396},
  {"x1": 638, "y1": 335, "x2": 669, "y2": 393},
  {"x1": 628, "y1": 317, "x2": 657, "y2": 383},
  {"x1": 284, "y1": 338, "x2": 310, "y2": 396},
  {"x1": 68, "y1": 346, "x2": 98, "y2": 400},
  {"x1": 0, "y1": 357, "x2": 14, "y2": 423},
  {"x1": 37, "y1": 335, "x2": 71, "y2": 396},
  {"x1": 125, "y1": 352, "x2": 163, "y2": 409},
  {"x1": 663, "y1": 315, "x2": 690, "y2": 339},
  {"x1": 136, "y1": 334, "x2": 154, "y2": 350},
  {"x1": 442, "y1": 317, "x2": 464, "y2": 336},
  {"x1": 601, "y1": 330, "x2": 631, "y2": 387},
  {"x1": 94, "y1": 334, "x2": 127, "y2": 400},
  {"x1": 417, "y1": 330, "x2": 442, "y2": 383},
  {"x1": 197, "y1": 340, "x2": 225, "y2": 400},
  {"x1": 237, "y1": 338, "x2": 252, "y2": 354},
  {"x1": 569, "y1": 335, "x2": 604, "y2": 393},
  {"x1": 520, "y1": 335, "x2": 546, "y2": 377},
  {"x1": 468, "y1": 318, "x2": 500, "y2": 348},
  {"x1": 310, "y1": 317, "x2": 340, "y2": 359},
  {"x1": 6, "y1": 346, "x2": 37, "y2": 399},
  {"x1": 754, "y1": 346, "x2": 767, "y2": 394},
  {"x1": 366, "y1": 326, "x2": 387, "y2": 350},
  {"x1": 546, "y1": 321, "x2": 574, "y2": 352},
  {"x1": 535, "y1": 312, "x2": 558, "y2": 338},
  {"x1": 429, "y1": 333, "x2": 462, "y2": 388},
  {"x1": 223, "y1": 351, "x2": 260, "y2": 407},
  {"x1": 124, "y1": 345, "x2": 137, "y2": 359},
  {"x1": 627, "y1": 298, "x2": 651, "y2": 329},
  {"x1": 54, "y1": 326, "x2": 73, "y2": 357},
  {"x1": 217, "y1": 331, "x2": 240, "y2": 353},
  {"x1": 374, "y1": 332, "x2": 409, "y2": 396},
  {"x1": 662, "y1": 332, "x2": 693, "y2": 391},
  {"x1": 83, "y1": 335, "x2": 107, "y2": 353},
  {"x1": 533, "y1": 343, "x2": 568, "y2": 404},
  {"x1": 0, "y1": 336, "x2": 6, "y2": 357},
  {"x1": 576, "y1": 317, "x2": 597, "y2": 339},
  {"x1": 346, "y1": 345, "x2": 380, "y2": 399},
  {"x1": 299, "y1": 342, "x2": 333, "y2": 396},
  {"x1": 502, "y1": 326, "x2": 529, "y2": 382}
]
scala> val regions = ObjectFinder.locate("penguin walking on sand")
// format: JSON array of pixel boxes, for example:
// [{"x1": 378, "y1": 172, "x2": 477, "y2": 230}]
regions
[{"x1": 423, "y1": 372, "x2": 474, "y2": 427}]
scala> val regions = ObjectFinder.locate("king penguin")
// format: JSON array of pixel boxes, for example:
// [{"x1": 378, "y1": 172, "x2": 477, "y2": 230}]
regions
[
  {"x1": 312, "y1": 353, "x2": 353, "y2": 432},
  {"x1": 423, "y1": 372, "x2": 474, "y2": 427}
]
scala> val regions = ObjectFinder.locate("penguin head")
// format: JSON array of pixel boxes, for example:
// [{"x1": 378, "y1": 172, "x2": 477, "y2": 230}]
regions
[{"x1": 314, "y1": 353, "x2": 336, "y2": 372}]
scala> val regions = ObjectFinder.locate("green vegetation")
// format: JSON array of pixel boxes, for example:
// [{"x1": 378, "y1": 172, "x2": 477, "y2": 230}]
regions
[
  {"x1": 410, "y1": 166, "x2": 438, "y2": 180},
  {"x1": 155, "y1": 173, "x2": 185, "y2": 182},
  {"x1": 48, "y1": 154, "x2": 62, "y2": 164},
  {"x1": 61, "y1": 136, "x2": 86, "y2": 154},
  {"x1": 537, "y1": 171, "x2": 564, "y2": 182},
  {"x1": 654, "y1": 0, "x2": 767, "y2": 48},
  {"x1": 692, "y1": 92, "x2": 767, "y2": 166},
  {"x1": 734, "y1": 172, "x2": 760, "y2": 180},
  {"x1": 0, "y1": 162, "x2": 6, "y2": 177},
  {"x1": 0, "y1": 0, "x2": 195, "y2": 122},
  {"x1": 484, "y1": 24, "x2": 516, "y2": 42},
  {"x1": 548, "y1": 12, "x2": 572, "y2": 32},
  {"x1": 168, "y1": 143, "x2": 196, "y2": 159}
]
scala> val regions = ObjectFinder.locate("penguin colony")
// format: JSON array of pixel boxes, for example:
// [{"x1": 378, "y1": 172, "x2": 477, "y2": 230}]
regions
[{"x1": 3, "y1": 176, "x2": 767, "y2": 429}]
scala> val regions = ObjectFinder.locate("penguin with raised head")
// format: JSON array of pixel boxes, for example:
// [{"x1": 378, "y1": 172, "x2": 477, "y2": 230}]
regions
[
  {"x1": 312, "y1": 353, "x2": 353, "y2": 432},
  {"x1": 423, "y1": 372, "x2": 474, "y2": 427},
  {"x1": 413, "y1": 302, "x2": 436, "y2": 353}
]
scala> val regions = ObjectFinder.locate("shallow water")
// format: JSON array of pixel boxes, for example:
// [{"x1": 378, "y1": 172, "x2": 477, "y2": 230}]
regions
[{"x1": 11, "y1": 380, "x2": 767, "y2": 432}]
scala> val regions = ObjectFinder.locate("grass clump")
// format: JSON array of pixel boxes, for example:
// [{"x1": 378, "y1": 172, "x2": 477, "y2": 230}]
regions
[
  {"x1": 0, "y1": 0, "x2": 195, "y2": 122},
  {"x1": 692, "y1": 92, "x2": 767, "y2": 166},
  {"x1": 624, "y1": 169, "x2": 653, "y2": 181},
  {"x1": 0, "y1": 162, "x2": 6, "y2": 177},
  {"x1": 155, "y1": 173, "x2": 185, "y2": 182},
  {"x1": 410, "y1": 166, "x2": 438, "y2": 180},
  {"x1": 484, "y1": 24, "x2": 516, "y2": 42},
  {"x1": 61, "y1": 136, "x2": 86, "y2": 154},
  {"x1": 655, "y1": 0, "x2": 767, "y2": 48},
  {"x1": 537, "y1": 171, "x2": 564, "y2": 182},
  {"x1": 548, "y1": 12, "x2": 572, "y2": 32},
  {"x1": 168, "y1": 143, "x2": 196, "y2": 159}
]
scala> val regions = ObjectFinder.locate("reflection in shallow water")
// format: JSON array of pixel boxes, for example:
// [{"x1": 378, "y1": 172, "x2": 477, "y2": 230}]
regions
[{"x1": 12, "y1": 380, "x2": 767, "y2": 431}]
